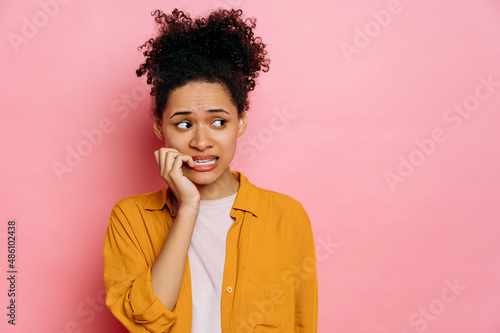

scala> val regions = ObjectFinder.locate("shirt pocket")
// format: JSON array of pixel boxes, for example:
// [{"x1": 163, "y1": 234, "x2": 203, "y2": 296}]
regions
[{"x1": 239, "y1": 268, "x2": 294, "y2": 332}]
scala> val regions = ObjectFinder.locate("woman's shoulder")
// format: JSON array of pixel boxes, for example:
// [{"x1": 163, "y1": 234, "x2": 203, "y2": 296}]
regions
[
  {"x1": 244, "y1": 184, "x2": 313, "y2": 237},
  {"x1": 237, "y1": 171, "x2": 307, "y2": 215},
  {"x1": 249, "y1": 182, "x2": 308, "y2": 217},
  {"x1": 107, "y1": 188, "x2": 170, "y2": 233},
  {"x1": 257, "y1": 185, "x2": 302, "y2": 205},
  {"x1": 111, "y1": 187, "x2": 167, "y2": 213}
]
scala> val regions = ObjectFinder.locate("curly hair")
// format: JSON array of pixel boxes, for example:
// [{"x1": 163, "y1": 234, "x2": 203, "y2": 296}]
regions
[{"x1": 136, "y1": 8, "x2": 270, "y2": 119}]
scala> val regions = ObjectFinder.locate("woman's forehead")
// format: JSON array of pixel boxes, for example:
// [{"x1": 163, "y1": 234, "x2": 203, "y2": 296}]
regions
[{"x1": 164, "y1": 81, "x2": 237, "y2": 113}]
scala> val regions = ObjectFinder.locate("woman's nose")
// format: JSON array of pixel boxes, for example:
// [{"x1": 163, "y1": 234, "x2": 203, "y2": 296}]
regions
[{"x1": 190, "y1": 126, "x2": 214, "y2": 150}]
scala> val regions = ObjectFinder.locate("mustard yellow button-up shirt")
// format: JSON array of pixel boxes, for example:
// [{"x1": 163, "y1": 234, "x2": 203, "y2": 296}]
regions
[{"x1": 103, "y1": 171, "x2": 318, "y2": 332}]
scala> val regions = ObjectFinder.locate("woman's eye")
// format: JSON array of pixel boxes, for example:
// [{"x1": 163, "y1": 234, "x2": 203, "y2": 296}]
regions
[
  {"x1": 213, "y1": 119, "x2": 226, "y2": 127},
  {"x1": 176, "y1": 121, "x2": 191, "y2": 129}
]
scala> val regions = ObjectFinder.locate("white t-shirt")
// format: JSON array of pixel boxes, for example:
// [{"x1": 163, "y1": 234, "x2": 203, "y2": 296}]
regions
[{"x1": 188, "y1": 192, "x2": 237, "y2": 332}]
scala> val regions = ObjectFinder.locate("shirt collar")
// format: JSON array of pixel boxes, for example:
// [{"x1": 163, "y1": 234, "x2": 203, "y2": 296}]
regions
[{"x1": 144, "y1": 171, "x2": 260, "y2": 218}]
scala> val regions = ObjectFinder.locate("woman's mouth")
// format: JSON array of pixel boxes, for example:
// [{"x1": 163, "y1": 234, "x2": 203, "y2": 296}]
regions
[
  {"x1": 191, "y1": 156, "x2": 219, "y2": 171},
  {"x1": 193, "y1": 158, "x2": 218, "y2": 166}
]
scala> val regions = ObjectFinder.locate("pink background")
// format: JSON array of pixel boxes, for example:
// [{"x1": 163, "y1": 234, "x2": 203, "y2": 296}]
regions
[{"x1": 1, "y1": 0, "x2": 500, "y2": 332}]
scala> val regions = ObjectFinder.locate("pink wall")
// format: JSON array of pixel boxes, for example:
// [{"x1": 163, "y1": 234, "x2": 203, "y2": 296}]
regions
[{"x1": 1, "y1": 0, "x2": 500, "y2": 332}]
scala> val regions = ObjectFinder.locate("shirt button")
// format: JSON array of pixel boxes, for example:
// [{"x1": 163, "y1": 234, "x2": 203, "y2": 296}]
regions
[{"x1": 226, "y1": 286, "x2": 233, "y2": 293}]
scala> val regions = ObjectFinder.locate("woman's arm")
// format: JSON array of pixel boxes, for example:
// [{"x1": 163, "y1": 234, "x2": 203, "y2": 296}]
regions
[
  {"x1": 150, "y1": 204, "x2": 198, "y2": 311},
  {"x1": 150, "y1": 147, "x2": 200, "y2": 310},
  {"x1": 103, "y1": 148, "x2": 200, "y2": 332},
  {"x1": 103, "y1": 202, "x2": 179, "y2": 332},
  {"x1": 293, "y1": 205, "x2": 319, "y2": 332}
]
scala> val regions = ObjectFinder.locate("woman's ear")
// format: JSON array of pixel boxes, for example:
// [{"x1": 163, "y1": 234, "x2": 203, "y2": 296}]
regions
[
  {"x1": 237, "y1": 112, "x2": 247, "y2": 137},
  {"x1": 153, "y1": 118, "x2": 165, "y2": 141}
]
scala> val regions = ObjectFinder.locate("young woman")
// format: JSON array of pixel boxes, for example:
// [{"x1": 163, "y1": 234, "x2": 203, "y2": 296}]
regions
[{"x1": 103, "y1": 8, "x2": 318, "y2": 332}]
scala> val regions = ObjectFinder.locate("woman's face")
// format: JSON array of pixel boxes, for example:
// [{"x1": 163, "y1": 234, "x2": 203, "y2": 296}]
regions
[{"x1": 153, "y1": 81, "x2": 247, "y2": 186}]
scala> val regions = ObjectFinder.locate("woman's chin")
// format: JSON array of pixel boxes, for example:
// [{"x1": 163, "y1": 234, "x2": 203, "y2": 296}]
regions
[
  {"x1": 183, "y1": 168, "x2": 219, "y2": 186},
  {"x1": 183, "y1": 163, "x2": 234, "y2": 188}
]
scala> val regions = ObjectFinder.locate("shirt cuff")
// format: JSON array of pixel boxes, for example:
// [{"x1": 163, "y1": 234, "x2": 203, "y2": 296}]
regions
[{"x1": 129, "y1": 266, "x2": 177, "y2": 325}]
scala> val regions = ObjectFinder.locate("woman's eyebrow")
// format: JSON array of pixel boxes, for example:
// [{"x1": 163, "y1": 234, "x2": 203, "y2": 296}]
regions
[
  {"x1": 170, "y1": 109, "x2": 230, "y2": 119},
  {"x1": 207, "y1": 108, "x2": 230, "y2": 115}
]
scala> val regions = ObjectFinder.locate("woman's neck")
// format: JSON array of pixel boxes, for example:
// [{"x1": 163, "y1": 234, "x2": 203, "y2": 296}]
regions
[{"x1": 196, "y1": 169, "x2": 240, "y2": 200}]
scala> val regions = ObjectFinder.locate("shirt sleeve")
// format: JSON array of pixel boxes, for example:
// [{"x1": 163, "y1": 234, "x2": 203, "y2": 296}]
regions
[
  {"x1": 103, "y1": 201, "x2": 178, "y2": 332},
  {"x1": 292, "y1": 204, "x2": 319, "y2": 332}
]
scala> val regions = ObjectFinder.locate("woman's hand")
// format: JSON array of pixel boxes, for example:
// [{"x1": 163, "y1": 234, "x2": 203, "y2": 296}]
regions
[
  {"x1": 154, "y1": 148, "x2": 200, "y2": 211},
  {"x1": 151, "y1": 148, "x2": 200, "y2": 311}
]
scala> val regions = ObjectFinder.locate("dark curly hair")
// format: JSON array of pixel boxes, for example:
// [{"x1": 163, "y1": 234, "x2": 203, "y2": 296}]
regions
[{"x1": 136, "y1": 8, "x2": 270, "y2": 119}]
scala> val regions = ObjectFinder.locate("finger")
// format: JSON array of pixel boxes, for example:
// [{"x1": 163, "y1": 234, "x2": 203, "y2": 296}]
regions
[
  {"x1": 185, "y1": 155, "x2": 195, "y2": 168},
  {"x1": 164, "y1": 150, "x2": 180, "y2": 174},
  {"x1": 159, "y1": 148, "x2": 177, "y2": 176},
  {"x1": 154, "y1": 150, "x2": 161, "y2": 173},
  {"x1": 159, "y1": 149, "x2": 170, "y2": 176},
  {"x1": 157, "y1": 149, "x2": 166, "y2": 175},
  {"x1": 174, "y1": 153, "x2": 195, "y2": 170},
  {"x1": 171, "y1": 154, "x2": 186, "y2": 174}
]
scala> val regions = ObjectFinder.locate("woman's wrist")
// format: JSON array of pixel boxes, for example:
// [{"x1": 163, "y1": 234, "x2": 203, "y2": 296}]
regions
[{"x1": 178, "y1": 201, "x2": 200, "y2": 219}]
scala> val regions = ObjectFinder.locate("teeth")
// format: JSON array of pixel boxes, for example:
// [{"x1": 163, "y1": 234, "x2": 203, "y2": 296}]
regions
[{"x1": 194, "y1": 158, "x2": 217, "y2": 165}]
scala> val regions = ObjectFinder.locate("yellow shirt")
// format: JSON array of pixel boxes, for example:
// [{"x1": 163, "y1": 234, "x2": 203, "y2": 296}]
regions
[{"x1": 103, "y1": 171, "x2": 318, "y2": 332}]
